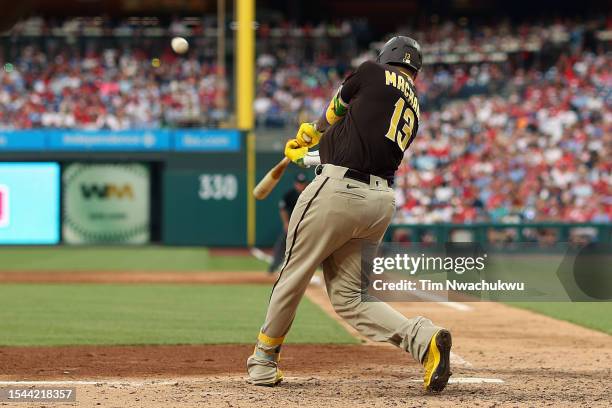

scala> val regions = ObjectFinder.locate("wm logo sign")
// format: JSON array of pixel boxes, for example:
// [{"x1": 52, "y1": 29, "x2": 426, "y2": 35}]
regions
[{"x1": 80, "y1": 184, "x2": 134, "y2": 200}]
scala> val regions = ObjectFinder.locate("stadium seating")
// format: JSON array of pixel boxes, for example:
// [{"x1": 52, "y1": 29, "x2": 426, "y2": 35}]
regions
[{"x1": 1, "y1": 16, "x2": 609, "y2": 223}]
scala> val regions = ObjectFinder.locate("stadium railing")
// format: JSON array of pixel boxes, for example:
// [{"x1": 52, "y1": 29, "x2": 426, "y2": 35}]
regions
[{"x1": 387, "y1": 223, "x2": 611, "y2": 245}]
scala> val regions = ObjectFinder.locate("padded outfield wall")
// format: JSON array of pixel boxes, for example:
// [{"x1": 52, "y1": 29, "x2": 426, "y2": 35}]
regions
[
  {"x1": 0, "y1": 129, "x2": 274, "y2": 246},
  {"x1": 1, "y1": 129, "x2": 609, "y2": 247}
]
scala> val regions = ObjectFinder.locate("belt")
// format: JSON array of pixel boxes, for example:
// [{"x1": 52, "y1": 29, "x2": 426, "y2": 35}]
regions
[{"x1": 315, "y1": 165, "x2": 394, "y2": 187}]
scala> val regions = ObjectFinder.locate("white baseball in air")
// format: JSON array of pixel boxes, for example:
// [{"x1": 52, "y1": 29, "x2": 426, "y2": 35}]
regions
[{"x1": 171, "y1": 37, "x2": 189, "y2": 54}]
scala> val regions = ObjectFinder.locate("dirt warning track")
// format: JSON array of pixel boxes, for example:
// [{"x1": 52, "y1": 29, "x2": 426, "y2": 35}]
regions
[{"x1": 0, "y1": 270, "x2": 276, "y2": 284}]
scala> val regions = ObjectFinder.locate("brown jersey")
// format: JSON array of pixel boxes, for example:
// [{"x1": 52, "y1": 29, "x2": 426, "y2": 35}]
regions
[{"x1": 319, "y1": 60, "x2": 420, "y2": 181}]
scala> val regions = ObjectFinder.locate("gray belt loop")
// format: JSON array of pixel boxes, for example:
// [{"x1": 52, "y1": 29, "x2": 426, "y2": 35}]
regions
[{"x1": 369, "y1": 176, "x2": 388, "y2": 190}]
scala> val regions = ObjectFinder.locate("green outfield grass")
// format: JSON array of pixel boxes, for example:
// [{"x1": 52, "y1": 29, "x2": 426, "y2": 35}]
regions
[
  {"x1": 0, "y1": 247, "x2": 265, "y2": 271},
  {"x1": 511, "y1": 302, "x2": 612, "y2": 335},
  {"x1": 0, "y1": 284, "x2": 358, "y2": 346},
  {"x1": 1, "y1": 247, "x2": 610, "y2": 343}
]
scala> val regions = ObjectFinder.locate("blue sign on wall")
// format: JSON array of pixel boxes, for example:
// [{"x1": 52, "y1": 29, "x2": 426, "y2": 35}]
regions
[
  {"x1": 0, "y1": 130, "x2": 46, "y2": 150},
  {"x1": 47, "y1": 130, "x2": 171, "y2": 151},
  {"x1": 0, "y1": 129, "x2": 241, "y2": 152},
  {"x1": 173, "y1": 129, "x2": 241, "y2": 152},
  {"x1": 0, "y1": 162, "x2": 60, "y2": 244}
]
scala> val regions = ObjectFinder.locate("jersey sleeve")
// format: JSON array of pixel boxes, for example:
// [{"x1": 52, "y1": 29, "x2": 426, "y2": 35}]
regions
[
  {"x1": 339, "y1": 60, "x2": 377, "y2": 104},
  {"x1": 323, "y1": 61, "x2": 377, "y2": 126}
]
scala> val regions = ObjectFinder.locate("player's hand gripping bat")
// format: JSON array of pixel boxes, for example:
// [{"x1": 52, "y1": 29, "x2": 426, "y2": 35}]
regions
[{"x1": 253, "y1": 135, "x2": 321, "y2": 200}]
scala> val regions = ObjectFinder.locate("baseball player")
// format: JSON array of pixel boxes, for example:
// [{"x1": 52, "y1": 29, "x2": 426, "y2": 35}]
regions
[{"x1": 247, "y1": 36, "x2": 453, "y2": 392}]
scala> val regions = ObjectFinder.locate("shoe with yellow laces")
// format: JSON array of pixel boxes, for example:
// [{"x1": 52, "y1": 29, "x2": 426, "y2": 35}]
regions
[{"x1": 422, "y1": 329, "x2": 452, "y2": 392}]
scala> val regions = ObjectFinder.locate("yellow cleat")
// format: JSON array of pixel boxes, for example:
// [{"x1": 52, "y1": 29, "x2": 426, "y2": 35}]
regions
[
  {"x1": 247, "y1": 343, "x2": 284, "y2": 387},
  {"x1": 272, "y1": 368, "x2": 284, "y2": 386},
  {"x1": 253, "y1": 368, "x2": 284, "y2": 387},
  {"x1": 423, "y1": 329, "x2": 452, "y2": 392}
]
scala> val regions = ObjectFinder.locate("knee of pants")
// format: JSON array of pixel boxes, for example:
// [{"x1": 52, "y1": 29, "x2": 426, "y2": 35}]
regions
[{"x1": 329, "y1": 288, "x2": 362, "y2": 316}]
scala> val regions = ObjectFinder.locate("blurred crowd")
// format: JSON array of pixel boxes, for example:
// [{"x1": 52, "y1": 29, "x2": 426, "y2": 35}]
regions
[
  {"x1": 255, "y1": 16, "x2": 610, "y2": 126},
  {"x1": 253, "y1": 18, "x2": 611, "y2": 225},
  {"x1": 0, "y1": 45, "x2": 229, "y2": 129},
  {"x1": 0, "y1": 16, "x2": 610, "y2": 224},
  {"x1": 1, "y1": 16, "x2": 608, "y2": 130},
  {"x1": 254, "y1": 59, "x2": 517, "y2": 127},
  {"x1": 395, "y1": 53, "x2": 611, "y2": 224},
  {"x1": 400, "y1": 17, "x2": 604, "y2": 60}
]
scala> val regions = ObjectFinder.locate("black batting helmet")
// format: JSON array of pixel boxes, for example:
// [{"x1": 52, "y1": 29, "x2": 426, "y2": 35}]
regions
[{"x1": 376, "y1": 36, "x2": 423, "y2": 74}]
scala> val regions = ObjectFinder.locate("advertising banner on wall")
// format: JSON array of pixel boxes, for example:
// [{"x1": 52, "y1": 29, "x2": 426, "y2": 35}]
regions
[
  {"x1": 0, "y1": 129, "x2": 240, "y2": 152},
  {"x1": 63, "y1": 163, "x2": 150, "y2": 244},
  {"x1": 0, "y1": 162, "x2": 60, "y2": 244}
]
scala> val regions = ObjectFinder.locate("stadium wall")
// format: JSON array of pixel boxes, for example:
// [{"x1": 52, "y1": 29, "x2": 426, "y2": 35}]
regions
[
  {"x1": 1, "y1": 129, "x2": 610, "y2": 247},
  {"x1": 0, "y1": 129, "x2": 253, "y2": 246}
]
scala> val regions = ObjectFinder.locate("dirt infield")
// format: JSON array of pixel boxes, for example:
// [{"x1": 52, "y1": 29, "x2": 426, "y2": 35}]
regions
[
  {"x1": 0, "y1": 271, "x2": 276, "y2": 284},
  {"x1": 1, "y1": 271, "x2": 610, "y2": 407}
]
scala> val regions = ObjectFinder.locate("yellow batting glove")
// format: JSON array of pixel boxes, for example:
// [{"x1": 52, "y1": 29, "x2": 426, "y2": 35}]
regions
[
  {"x1": 295, "y1": 122, "x2": 322, "y2": 148},
  {"x1": 284, "y1": 139, "x2": 309, "y2": 167}
]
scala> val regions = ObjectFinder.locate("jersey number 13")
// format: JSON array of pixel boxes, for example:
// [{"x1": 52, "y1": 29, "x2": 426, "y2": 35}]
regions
[{"x1": 384, "y1": 97, "x2": 416, "y2": 152}]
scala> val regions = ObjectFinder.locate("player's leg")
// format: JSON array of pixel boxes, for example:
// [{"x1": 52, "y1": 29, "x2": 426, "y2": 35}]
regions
[
  {"x1": 247, "y1": 175, "x2": 352, "y2": 385},
  {"x1": 322, "y1": 185, "x2": 451, "y2": 390},
  {"x1": 323, "y1": 238, "x2": 441, "y2": 362}
]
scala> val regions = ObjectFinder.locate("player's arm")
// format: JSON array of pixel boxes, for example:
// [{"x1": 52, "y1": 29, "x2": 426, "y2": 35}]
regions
[
  {"x1": 295, "y1": 86, "x2": 351, "y2": 147},
  {"x1": 313, "y1": 86, "x2": 349, "y2": 133},
  {"x1": 295, "y1": 62, "x2": 365, "y2": 147}
]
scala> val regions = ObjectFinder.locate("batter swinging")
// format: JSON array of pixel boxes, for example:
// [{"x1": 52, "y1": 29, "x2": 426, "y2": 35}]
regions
[{"x1": 247, "y1": 36, "x2": 453, "y2": 392}]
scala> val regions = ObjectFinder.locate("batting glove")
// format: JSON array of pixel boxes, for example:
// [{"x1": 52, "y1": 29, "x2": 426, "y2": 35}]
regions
[
  {"x1": 295, "y1": 122, "x2": 322, "y2": 148},
  {"x1": 284, "y1": 139, "x2": 309, "y2": 167}
]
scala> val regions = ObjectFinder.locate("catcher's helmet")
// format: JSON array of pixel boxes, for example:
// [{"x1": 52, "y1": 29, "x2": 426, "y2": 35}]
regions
[{"x1": 376, "y1": 36, "x2": 423, "y2": 74}]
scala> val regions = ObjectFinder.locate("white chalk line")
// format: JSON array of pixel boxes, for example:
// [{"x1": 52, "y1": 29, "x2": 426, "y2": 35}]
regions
[
  {"x1": 450, "y1": 351, "x2": 473, "y2": 368},
  {"x1": 449, "y1": 377, "x2": 504, "y2": 384},
  {"x1": 407, "y1": 377, "x2": 504, "y2": 384},
  {"x1": 0, "y1": 380, "x2": 178, "y2": 386},
  {"x1": 282, "y1": 376, "x2": 503, "y2": 385},
  {"x1": 0, "y1": 375, "x2": 503, "y2": 387},
  {"x1": 410, "y1": 289, "x2": 474, "y2": 311},
  {"x1": 249, "y1": 247, "x2": 273, "y2": 264}
]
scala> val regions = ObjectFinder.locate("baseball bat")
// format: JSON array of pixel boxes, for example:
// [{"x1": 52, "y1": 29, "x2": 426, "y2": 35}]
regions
[
  {"x1": 253, "y1": 135, "x2": 313, "y2": 200},
  {"x1": 253, "y1": 157, "x2": 291, "y2": 200}
]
